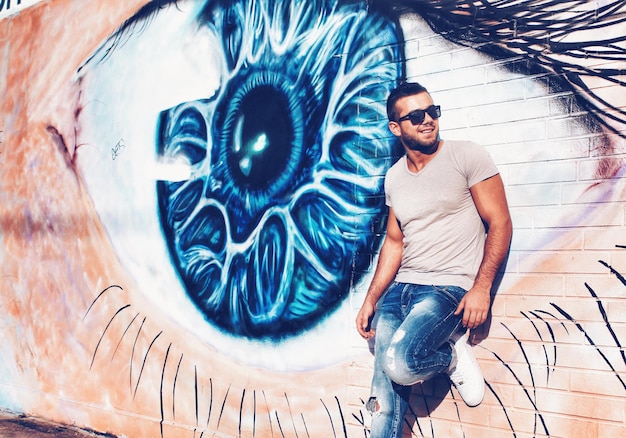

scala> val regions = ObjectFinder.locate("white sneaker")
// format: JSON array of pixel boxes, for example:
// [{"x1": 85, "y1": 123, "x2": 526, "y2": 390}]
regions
[{"x1": 446, "y1": 331, "x2": 484, "y2": 407}]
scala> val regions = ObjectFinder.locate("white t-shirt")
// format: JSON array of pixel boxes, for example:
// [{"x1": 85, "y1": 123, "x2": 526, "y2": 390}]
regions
[{"x1": 384, "y1": 140, "x2": 499, "y2": 290}]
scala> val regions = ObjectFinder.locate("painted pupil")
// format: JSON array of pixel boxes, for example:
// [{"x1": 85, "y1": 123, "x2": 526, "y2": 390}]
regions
[{"x1": 229, "y1": 86, "x2": 292, "y2": 188}]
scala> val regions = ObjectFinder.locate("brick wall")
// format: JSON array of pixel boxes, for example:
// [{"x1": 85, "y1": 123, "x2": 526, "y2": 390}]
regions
[
  {"x1": 1, "y1": 2, "x2": 624, "y2": 438},
  {"x1": 348, "y1": 11, "x2": 626, "y2": 438}
]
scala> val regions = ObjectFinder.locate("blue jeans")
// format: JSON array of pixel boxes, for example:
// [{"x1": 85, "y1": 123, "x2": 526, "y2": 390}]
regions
[{"x1": 367, "y1": 282, "x2": 466, "y2": 438}]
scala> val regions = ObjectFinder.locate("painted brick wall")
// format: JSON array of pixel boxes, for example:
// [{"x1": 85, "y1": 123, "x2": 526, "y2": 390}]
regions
[
  {"x1": 348, "y1": 10, "x2": 626, "y2": 438},
  {"x1": 1, "y1": 1, "x2": 625, "y2": 438}
]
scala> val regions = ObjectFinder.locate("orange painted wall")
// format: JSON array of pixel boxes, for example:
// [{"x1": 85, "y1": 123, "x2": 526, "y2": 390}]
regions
[{"x1": 1, "y1": 1, "x2": 625, "y2": 437}]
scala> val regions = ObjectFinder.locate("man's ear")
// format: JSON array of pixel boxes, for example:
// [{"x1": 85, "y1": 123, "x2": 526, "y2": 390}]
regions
[{"x1": 388, "y1": 120, "x2": 401, "y2": 137}]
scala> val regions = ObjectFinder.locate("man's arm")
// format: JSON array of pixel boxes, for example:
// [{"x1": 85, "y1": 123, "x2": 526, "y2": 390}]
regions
[
  {"x1": 455, "y1": 173, "x2": 512, "y2": 329},
  {"x1": 355, "y1": 207, "x2": 403, "y2": 340}
]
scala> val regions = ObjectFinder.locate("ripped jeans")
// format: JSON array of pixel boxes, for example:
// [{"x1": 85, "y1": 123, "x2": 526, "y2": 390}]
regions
[{"x1": 367, "y1": 282, "x2": 466, "y2": 438}]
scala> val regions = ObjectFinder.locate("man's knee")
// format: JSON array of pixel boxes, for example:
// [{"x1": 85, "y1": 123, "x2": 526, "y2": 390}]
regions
[
  {"x1": 382, "y1": 355, "x2": 414, "y2": 386},
  {"x1": 382, "y1": 347, "x2": 425, "y2": 386}
]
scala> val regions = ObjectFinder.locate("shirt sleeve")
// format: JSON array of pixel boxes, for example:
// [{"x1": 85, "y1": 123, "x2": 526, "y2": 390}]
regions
[{"x1": 462, "y1": 141, "x2": 499, "y2": 188}]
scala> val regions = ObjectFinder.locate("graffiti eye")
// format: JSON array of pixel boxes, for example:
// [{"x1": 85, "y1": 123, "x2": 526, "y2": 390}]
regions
[
  {"x1": 74, "y1": 0, "x2": 401, "y2": 367},
  {"x1": 157, "y1": 0, "x2": 402, "y2": 342}
]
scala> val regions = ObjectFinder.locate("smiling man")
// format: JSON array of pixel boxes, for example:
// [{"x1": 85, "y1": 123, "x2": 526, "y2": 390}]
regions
[{"x1": 355, "y1": 82, "x2": 513, "y2": 438}]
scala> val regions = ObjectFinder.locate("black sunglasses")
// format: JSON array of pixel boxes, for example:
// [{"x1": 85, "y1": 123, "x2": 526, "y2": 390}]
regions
[{"x1": 397, "y1": 105, "x2": 441, "y2": 125}]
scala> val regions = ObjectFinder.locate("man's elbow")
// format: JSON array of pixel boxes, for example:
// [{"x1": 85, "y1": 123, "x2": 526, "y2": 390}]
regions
[
  {"x1": 496, "y1": 215, "x2": 513, "y2": 250},
  {"x1": 487, "y1": 214, "x2": 513, "y2": 244}
]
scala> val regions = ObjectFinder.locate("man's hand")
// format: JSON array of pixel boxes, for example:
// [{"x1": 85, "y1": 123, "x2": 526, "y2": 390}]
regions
[
  {"x1": 356, "y1": 300, "x2": 376, "y2": 340},
  {"x1": 355, "y1": 207, "x2": 403, "y2": 341},
  {"x1": 454, "y1": 287, "x2": 491, "y2": 329}
]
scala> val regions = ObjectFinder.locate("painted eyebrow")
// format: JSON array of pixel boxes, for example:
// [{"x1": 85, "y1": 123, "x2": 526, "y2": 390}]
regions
[
  {"x1": 78, "y1": 0, "x2": 184, "y2": 72},
  {"x1": 412, "y1": 0, "x2": 626, "y2": 135}
]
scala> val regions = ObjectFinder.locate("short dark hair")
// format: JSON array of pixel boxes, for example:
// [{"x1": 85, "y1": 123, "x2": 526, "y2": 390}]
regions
[{"x1": 386, "y1": 82, "x2": 430, "y2": 121}]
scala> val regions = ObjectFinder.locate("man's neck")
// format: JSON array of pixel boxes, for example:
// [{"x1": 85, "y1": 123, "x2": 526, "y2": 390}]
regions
[{"x1": 405, "y1": 140, "x2": 442, "y2": 173}]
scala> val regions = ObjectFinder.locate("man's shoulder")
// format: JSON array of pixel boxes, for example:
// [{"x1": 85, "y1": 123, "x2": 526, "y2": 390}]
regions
[
  {"x1": 386, "y1": 155, "x2": 405, "y2": 174},
  {"x1": 443, "y1": 139, "x2": 489, "y2": 160},
  {"x1": 444, "y1": 139, "x2": 482, "y2": 150},
  {"x1": 383, "y1": 156, "x2": 406, "y2": 191}
]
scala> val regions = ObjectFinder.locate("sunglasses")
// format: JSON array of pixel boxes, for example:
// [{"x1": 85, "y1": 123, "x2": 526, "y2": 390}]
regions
[{"x1": 396, "y1": 105, "x2": 441, "y2": 125}]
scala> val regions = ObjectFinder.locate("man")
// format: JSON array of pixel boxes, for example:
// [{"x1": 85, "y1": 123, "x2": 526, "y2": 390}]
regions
[{"x1": 356, "y1": 82, "x2": 512, "y2": 437}]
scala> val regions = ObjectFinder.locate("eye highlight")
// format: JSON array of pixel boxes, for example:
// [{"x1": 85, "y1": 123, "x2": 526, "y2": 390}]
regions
[
  {"x1": 156, "y1": 0, "x2": 402, "y2": 341},
  {"x1": 226, "y1": 84, "x2": 296, "y2": 187}
]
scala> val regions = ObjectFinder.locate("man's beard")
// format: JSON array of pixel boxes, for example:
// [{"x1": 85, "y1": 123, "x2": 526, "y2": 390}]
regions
[{"x1": 404, "y1": 134, "x2": 440, "y2": 155}]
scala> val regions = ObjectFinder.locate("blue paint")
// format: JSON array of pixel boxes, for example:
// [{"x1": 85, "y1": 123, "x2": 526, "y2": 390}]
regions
[{"x1": 157, "y1": 0, "x2": 402, "y2": 339}]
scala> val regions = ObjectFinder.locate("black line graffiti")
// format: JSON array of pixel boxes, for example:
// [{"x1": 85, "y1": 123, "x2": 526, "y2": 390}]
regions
[
  {"x1": 89, "y1": 304, "x2": 131, "y2": 370},
  {"x1": 385, "y1": 0, "x2": 626, "y2": 137},
  {"x1": 84, "y1": 247, "x2": 625, "y2": 437},
  {"x1": 159, "y1": 343, "x2": 171, "y2": 438},
  {"x1": 111, "y1": 139, "x2": 126, "y2": 160},
  {"x1": 129, "y1": 316, "x2": 147, "y2": 397}
]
